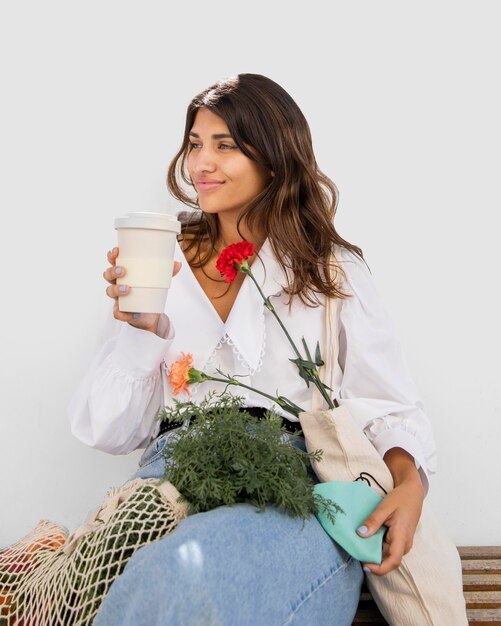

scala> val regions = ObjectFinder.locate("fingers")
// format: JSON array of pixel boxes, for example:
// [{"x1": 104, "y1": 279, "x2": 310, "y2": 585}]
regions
[
  {"x1": 112, "y1": 300, "x2": 136, "y2": 324},
  {"x1": 357, "y1": 503, "x2": 391, "y2": 540},
  {"x1": 104, "y1": 267, "x2": 128, "y2": 300},
  {"x1": 358, "y1": 497, "x2": 412, "y2": 575},
  {"x1": 103, "y1": 248, "x2": 126, "y2": 285},
  {"x1": 104, "y1": 247, "x2": 127, "y2": 301},
  {"x1": 112, "y1": 301, "x2": 142, "y2": 324},
  {"x1": 363, "y1": 526, "x2": 407, "y2": 576},
  {"x1": 107, "y1": 247, "x2": 118, "y2": 264},
  {"x1": 106, "y1": 283, "x2": 130, "y2": 299},
  {"x1": 357, "y1": 480, "x2": 423, "y2": 577},
  {"x1": 112, "y1": 302, "x2": 161, "y2": 333},
  {"x1": 357, "y1": 501, "x2": 400, "y2": 576}
]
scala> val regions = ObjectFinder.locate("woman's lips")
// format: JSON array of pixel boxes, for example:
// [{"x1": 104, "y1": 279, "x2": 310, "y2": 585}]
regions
[{"x1": 197, "y1": 181, "x2": 224, "y2": 192}]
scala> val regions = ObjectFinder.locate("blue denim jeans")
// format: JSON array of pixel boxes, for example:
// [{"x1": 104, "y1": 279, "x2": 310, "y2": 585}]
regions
[{"x1": 94, "y1": 431, "x2": 363, "y2": 626}]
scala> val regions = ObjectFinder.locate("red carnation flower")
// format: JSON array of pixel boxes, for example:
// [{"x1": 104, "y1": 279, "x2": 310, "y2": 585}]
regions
[{"x1": 216, "y1": 241, "x2": 255, "y2": 283}]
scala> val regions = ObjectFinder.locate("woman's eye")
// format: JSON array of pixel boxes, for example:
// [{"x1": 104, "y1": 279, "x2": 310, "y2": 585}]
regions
[{"x1": 188, "y1": 142, "x2": 237, "y2": 151}]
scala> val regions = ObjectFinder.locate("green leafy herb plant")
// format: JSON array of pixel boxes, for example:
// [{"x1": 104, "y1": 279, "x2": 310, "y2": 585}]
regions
[{"x1": 157, "y1": 393, "x2": 344, "y2": 523}]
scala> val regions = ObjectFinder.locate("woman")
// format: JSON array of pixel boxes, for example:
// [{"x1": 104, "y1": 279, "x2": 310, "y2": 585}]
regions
[{"x1": 69, "y1": 74, "x2": 437, "y2": 625}]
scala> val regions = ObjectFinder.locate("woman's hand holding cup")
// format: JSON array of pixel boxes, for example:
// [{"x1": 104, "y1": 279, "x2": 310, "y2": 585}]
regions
[{"x1": 104, "y1": 247, "x2": 181, "y2": 334}]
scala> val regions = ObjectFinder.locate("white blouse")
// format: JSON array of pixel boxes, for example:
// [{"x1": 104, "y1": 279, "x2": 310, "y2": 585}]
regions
[{"x1": 68, "y1": 239, "x2": 437, "y2": 491}]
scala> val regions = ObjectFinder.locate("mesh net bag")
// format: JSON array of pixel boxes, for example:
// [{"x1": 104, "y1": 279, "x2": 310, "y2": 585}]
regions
[{"x1": 0, "y1": 478, "x2": 189, "y2": 626}]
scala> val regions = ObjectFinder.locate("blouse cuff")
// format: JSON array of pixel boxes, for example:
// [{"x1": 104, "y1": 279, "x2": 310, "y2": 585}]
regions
[
  {"x1": 371, "y1": 428, "x2": 430, "y2": 495},
  {"x1": 112, "y1": 319, "x2": 174, "y2": 377}
]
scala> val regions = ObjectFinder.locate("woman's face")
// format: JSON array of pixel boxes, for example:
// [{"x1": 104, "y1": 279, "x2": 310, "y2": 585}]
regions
[{"x1": 187, "y1": 107, "x2": 272, "y2": 221}]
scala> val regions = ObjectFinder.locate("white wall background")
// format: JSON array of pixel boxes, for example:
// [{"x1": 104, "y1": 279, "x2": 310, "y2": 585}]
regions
[{"x1": 1, "y1": 0, "x2": 499, "y2": 547}]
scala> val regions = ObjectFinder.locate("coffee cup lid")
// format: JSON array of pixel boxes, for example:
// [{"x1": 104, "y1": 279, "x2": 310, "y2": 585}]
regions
[{"x1": 114, "y1": 211, "x2": 181, "y2": 233}]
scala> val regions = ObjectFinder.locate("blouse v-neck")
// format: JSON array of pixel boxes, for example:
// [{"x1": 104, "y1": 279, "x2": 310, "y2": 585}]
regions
[
  {"x1": 169, "y1": 236, "x2": 287, "y2": 373},
  {"x1": 174, "y1": 237, "x2": 263, "y2": 326}
]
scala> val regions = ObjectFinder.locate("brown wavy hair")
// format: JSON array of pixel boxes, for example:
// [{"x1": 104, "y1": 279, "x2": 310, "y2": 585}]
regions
[{"x1": 167, "y1": 73, "x2": 366, "y2": 306}]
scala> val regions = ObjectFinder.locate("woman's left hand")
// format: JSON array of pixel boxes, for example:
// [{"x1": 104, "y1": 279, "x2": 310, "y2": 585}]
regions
[{"x1": 357, "y1": 447, "x2": 425, "y2": 576}]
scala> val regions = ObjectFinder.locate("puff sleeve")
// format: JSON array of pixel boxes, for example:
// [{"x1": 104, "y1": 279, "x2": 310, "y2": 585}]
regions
[
  {"x1": 336, "y1": 248, "x2": 437, "y2": 492},
  {"x1": 68, "y1": 310, "x2": 174, "y2": 454}
]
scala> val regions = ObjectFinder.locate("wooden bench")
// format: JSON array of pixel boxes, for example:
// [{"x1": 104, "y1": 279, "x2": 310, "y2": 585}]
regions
[{"x1": 353, "y1": 546, "x2": 501, "y2": 625}]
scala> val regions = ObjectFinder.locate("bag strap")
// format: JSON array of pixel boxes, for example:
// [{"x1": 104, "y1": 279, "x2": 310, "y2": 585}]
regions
[{"x1": 311, "y1": 253, "x2": 340, "y2": 411}]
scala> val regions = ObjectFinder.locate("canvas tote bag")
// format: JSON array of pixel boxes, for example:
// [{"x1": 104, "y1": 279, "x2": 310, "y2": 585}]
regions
[{"x1": 298, "y1": 290, "x2": 468, "y2": 626}]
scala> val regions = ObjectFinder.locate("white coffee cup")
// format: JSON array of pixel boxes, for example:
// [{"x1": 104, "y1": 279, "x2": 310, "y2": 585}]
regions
[{"x1": 114, "y1": 211, "x2": 181, "y2": 313}]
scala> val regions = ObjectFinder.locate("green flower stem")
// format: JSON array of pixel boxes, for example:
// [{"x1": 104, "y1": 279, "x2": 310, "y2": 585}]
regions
[
  {"x1": 244, "y1": 269, "x2": 302, "y2": 361},
  {"x1": 312, "y1": 372, "x2": 336, "y2": 409},
  {"x1": 242, "y1": 265, "x2": 335, "y2": 411},
  {"x1": 192, "y1": 370, "x2": 303, "y2": 418}
]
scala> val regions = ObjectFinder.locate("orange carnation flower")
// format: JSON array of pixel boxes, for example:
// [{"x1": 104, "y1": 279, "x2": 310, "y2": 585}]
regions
[{"x1": 168, "y1": 353, "x2": 194, "y2": 396}]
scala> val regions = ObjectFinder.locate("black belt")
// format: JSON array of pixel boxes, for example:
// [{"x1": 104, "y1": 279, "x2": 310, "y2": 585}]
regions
[{"x1": 158, "y1": 406, "x2": 303, "y2": 437}]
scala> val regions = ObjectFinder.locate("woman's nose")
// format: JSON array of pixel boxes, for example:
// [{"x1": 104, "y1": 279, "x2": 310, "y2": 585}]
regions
[{"x1": 192, "y1": 146, "x2": 217, "y2": 173}]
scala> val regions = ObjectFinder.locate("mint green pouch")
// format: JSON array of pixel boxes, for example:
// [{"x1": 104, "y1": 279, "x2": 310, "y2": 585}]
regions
[{"x1": 313, "y1": 480, "x2": 387, "y2": 564}]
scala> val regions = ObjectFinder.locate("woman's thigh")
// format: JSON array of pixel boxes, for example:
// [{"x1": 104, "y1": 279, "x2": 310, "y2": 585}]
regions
[{"x1": 94, "y1": 503, "x2": 363, "y2": 626}]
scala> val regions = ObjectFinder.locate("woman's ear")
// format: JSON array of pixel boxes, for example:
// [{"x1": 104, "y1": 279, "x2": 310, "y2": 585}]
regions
[{"x1": 270, "y1": 171, "x2": 275, "y2": 177}]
